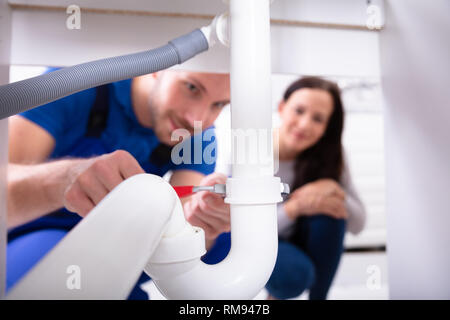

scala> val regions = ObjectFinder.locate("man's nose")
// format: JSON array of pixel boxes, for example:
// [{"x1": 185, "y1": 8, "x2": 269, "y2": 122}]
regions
[{"x1": 184, "y1": 104, "x2": 210, "y2": 129}]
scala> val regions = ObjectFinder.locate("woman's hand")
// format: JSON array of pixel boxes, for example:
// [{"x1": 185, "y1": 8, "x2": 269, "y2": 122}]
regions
[
  {"x1": 284, "y1": 178, "x2": 348, "y2": 220},
  {"x1": 183, "y1": 172, "x2": 231, "y2": 243}
]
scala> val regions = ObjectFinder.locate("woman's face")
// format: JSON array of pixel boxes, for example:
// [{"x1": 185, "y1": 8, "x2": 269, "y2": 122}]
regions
[{"x1": 278, "y1": 88, "x2": 334, "y2": 155}]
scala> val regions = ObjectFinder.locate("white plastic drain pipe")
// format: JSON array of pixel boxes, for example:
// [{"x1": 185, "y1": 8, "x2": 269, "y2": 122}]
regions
[
  {"x1": 7, "y1": 174, "x2": 189, "y2": 299},
  {"x1": 145, "y1": 0, "x2": 280, "y2": 299},
  {"x1": 7, "y1": 0, "x2": 280, "y2": 300}
]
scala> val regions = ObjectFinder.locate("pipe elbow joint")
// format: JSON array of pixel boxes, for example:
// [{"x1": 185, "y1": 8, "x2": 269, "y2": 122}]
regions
[
  {"x1": 144, "y1": 225, "x2": 206, "y2": 280},
  {"x1": 144, "y1": 176, "x2": 282, "y2": 300},
  {"x1": 201, "y1": 12, "x2": 230, "y2": 47}
]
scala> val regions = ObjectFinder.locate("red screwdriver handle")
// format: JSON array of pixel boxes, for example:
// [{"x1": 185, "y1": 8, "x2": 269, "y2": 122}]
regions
[{"x1": 173, "y1": 185, "x2": 195, "y2": 198}]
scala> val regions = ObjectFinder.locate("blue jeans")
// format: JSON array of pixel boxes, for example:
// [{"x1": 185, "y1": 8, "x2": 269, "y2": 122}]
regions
[
  {"x1": 7, "y1": 215, "x2": 344, "y2": 300},
  {"x1": 7, "y1": 226, "x2": 226, "y2": 300},
  {"x1": 7, "y1": 228, "x2": 150, "y2": 300},
  {"x1": 266, "y1": 215, "x2": 346, "y2": 300}
]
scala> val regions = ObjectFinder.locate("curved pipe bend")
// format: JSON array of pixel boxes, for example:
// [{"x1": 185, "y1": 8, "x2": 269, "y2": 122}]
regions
[
  {"x1": 146, "y1": 203, "x2": 278, "y2": 300},
  {"x1": 7, "y1": 173, "x2": 278, "y2": 300},
  {"x1": 7, "y1": 174, "x2": 186, "y2": 299}
]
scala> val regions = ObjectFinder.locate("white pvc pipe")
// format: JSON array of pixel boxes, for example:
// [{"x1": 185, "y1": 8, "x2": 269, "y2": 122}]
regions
[
  {"x1": 7, "y1": 173, "x2": 279, "y2": 300},
  {"x1": 229, "y1": 0, "x2": 273, "y2": 178},
  {"x1": 7, "y1": 174, "x2": 186, "y2": 299},
  {"x1": 7, "y1": 0, "x2": 280, "y2": 300},
  {"x1": 146, "y1": 205, "x2": 278, "y2": 299},
  {"x1": 146, "y1": 0, "x2": 279, "y2": 300}
]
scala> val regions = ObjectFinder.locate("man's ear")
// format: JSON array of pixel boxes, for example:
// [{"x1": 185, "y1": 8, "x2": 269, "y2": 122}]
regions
[
  {"x1": 152, "y1": 71, "x2": 160, "y2": 79},
  {"x1": 278, "y1": 100, "x2": 285, "y2": 114}
]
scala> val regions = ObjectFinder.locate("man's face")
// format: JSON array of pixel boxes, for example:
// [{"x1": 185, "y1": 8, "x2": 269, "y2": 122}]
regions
[{"x1": 147, "y1": 71, "x2": 230, "y2": 146}]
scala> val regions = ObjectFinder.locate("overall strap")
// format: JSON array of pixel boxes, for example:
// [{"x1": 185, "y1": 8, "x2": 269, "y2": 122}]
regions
[
  {"x1": 86, "y1": 84, "x2": 173, "y2": 168},
  {"x1": 150, "y1": 143, "x2": 173, "y2": 167},
  {"x1": 85, "y1": 84, "x2": 110, "y2": 138}
]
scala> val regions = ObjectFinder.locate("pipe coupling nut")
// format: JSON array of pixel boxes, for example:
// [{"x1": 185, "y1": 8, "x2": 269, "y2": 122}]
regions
[{"x1": 224, "y1": 176, "x2": 283, "y2": 205}]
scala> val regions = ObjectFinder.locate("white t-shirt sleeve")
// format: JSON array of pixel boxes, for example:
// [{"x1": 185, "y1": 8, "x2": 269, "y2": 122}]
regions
[
  {"x1": 340, "y1": 159, "x2": 367, "y2": 235},
  {"x1": 277, "y1": 202, "x2": 295, "y2": 239},
  {"x1": 275, "y1": 155, "x2": 367, "y2": 237}
]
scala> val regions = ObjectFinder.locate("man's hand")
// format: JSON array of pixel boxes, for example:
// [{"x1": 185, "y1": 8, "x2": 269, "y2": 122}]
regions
[
  {"x1": 183, "y1": 172, "x2": 231, "y2": 243},
  {"x1": 64, "y1": 150, "x2": 145, "y2": 216},
  {"x1": 284, "y1": 178, "x2": 348, "y2": 220}
]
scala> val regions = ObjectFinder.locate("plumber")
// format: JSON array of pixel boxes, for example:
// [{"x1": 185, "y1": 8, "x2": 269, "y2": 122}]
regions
[{"x1": 6, "y1": 69, "x2": 231, "y2": 299}]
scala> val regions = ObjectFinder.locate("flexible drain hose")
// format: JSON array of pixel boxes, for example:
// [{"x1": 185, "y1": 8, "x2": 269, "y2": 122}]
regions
[{"x1": 0, "y1": 29, "x2": 209, "y2": 119}]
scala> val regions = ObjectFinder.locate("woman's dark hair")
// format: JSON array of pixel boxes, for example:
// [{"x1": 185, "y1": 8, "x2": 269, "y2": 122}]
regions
[{"x1": 283, "y1": 76, "x2": 345, "y2": 191}]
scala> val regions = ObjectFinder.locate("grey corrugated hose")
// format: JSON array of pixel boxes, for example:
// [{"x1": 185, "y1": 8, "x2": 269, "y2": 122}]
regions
[{"x1": 0, "y1": 29, "x2": 209, "y2": 119}]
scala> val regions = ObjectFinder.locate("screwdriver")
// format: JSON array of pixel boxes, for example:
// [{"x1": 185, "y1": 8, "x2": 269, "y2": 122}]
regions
[
  {"x1": 173, "y1": 184, "x2": 226, "y2": 198},
  {"x1": 173, "y1": 183, "x2": 290, "y2": 198}
]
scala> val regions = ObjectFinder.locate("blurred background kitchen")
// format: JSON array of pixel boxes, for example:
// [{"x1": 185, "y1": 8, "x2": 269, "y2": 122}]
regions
[{"x1": 1, "y1": 0, "x2": 449, "y2": 299}]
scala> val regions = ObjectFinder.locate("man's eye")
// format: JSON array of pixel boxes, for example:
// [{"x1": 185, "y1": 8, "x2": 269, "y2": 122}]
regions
[
  {"x1": 185, "y1": 82, "x2": 199, "y2": 93},
  {"x1": 212, "y1": 102, "x2": 228, "y2": 109}
]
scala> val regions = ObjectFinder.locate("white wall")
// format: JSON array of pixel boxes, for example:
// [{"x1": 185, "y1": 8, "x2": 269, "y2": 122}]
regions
[
  {"x1": 0, "y1": 0, "x2": 12, "y2": 299},
  {"x1": 8, "y1": 0, "x2": 380, "y2": 77},
  {"x1": 380, "y1": 0, "x2": 450, "y2": 299}
]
